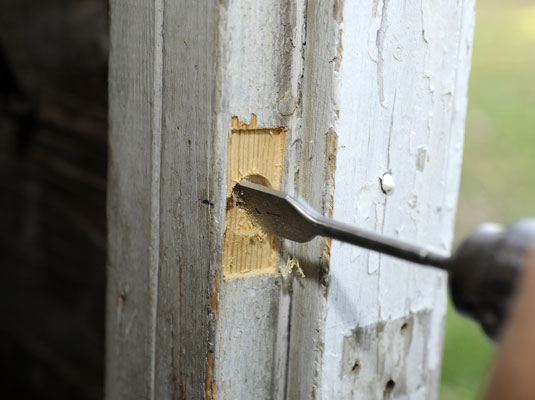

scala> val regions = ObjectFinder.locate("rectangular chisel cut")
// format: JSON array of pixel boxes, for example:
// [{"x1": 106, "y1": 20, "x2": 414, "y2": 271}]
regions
[{"x1": 222, "y1": 115, "x2": 285, "y2": 279}]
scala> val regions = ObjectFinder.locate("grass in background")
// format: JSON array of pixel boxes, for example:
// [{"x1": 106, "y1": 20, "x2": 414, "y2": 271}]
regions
[{"x1": 440, "y1": 1, "x2": 534, "y2": 399}]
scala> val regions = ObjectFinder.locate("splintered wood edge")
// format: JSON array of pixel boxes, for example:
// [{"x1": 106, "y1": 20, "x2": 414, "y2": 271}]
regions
[{"x1": 223, "y1": 114, "x2": 285, "y2": 279}]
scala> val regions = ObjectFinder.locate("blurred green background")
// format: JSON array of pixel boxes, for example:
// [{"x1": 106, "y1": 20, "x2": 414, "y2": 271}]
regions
[{"x1": 440, "y1": 0, "x2": 535, "y2": 399}]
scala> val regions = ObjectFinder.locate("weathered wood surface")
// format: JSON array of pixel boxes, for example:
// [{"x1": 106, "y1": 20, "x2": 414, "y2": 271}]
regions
[
  {"x1": 107, "y1": 0, "x2": 475, "y2": 399},
  {"x1": 107, "y1": 1, "x2": 219, "y2": 399},
  {"x1": 291, "y1": 1, "x2": 476, "y2": 398}
]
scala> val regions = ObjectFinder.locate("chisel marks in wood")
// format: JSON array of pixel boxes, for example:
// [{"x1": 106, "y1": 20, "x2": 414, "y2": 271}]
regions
[{"x1": 223, "y1": 115, "x2": 286, "y2": 279}]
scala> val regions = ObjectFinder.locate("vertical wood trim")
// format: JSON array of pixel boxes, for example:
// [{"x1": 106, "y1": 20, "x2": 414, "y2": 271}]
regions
[
  {"x1": 148, "y1": 0, "x2": 164, "y2": 397},
  {"x1": 107, "y1": 1, "x2": 220, "y2": 399},
  {"x1": 283, "y1": 0, "x2": 476, "y2": 398},
  {"x1": 213, "y1": 1, "x2": 305, "y2": 398},
  {"x1": 154, "y1": 2, "x2": 220, "y2": 398},
  {"x1": 106, "y1": 0, "x2": 159, "y2": 397},
  {"x1": 285, "y1": 0, "x2": 341, "y2": 396}
]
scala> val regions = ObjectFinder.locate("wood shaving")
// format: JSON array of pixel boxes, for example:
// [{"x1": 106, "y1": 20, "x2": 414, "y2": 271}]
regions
[{"x1": 277, "y1": 256, "x2": 305, "y2": 278}]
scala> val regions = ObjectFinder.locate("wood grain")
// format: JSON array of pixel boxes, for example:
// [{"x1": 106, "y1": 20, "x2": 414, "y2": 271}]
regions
[
  {"x1": 107, "y1": 0, "x2": 475, "y2": 398},
  {"x1": 223, "y1": 115, "x2": 285, "y2": 278},
  {"x1": 107, "y1": 1, "x2": 219, "y2": 399},
  {"x1": 287, "y1": 1, "x2": 476, "y2": 398}
]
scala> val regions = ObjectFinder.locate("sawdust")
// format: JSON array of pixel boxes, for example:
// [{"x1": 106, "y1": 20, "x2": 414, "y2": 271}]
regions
[{"x1": 277, "y1": 256, "x2": 305, "y2": 278}]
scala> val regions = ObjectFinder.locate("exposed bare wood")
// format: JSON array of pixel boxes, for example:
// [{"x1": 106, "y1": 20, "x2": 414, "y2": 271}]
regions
[{"x1": 223, "y1": 115, "x2": 285, "y2": 278}]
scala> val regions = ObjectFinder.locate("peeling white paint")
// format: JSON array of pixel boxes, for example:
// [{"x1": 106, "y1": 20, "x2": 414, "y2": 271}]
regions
[{"x1": 320, "y1": 0, "x2": 475, "y2": 398}]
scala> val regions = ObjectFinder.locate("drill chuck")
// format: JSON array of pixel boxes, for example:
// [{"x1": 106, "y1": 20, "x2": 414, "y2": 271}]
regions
[{"x1": 449, "y1": 220, "x2": 535, "y2": 340}]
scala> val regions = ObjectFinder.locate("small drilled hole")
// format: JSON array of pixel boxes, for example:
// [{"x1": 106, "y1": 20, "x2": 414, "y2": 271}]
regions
[
  {"x1": 385, "y1": 379, "x2": 395, "y2": 392},
  {"x1": 400, "y1": 322, "x2": 408, "y2": 333},
  {"x1": 351, "y1": 360, "x2": 360, "y2": 374}
]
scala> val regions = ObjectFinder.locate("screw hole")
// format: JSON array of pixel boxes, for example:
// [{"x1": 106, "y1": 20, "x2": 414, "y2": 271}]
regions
[
  {"x1": 385, "y1": 379, "x2": 395, "y2": 393},
  {"x1": 400, "y1": 322, "x2": 408, "y2": 333},
  {"x1": 351, "y1": 360, "x2": 360, "y2": 374}
]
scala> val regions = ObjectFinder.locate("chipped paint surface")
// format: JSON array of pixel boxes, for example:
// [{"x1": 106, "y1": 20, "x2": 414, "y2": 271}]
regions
[
  {"x1": 340, "y1": 311, "x2": 433, "y2": 398},
  {"x1": 319, "y1": 0, "x2": 475, "y2": 398}
]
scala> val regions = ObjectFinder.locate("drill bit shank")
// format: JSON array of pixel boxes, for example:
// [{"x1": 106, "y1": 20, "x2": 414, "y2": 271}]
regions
[{"x1": 233, "y1": 181, "x2": 451, "y2": 269}]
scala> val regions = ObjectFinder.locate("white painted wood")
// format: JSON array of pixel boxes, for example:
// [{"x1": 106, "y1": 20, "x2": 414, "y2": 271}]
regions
[
  {"x1": 107, "y1": 0, "x2": 474, "y2": 399},
  {"x1": 287, "y1": 0, "x2": 475, "y2": 398}
]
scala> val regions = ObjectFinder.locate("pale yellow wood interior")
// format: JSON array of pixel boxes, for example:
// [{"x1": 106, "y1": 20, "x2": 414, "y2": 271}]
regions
[{"x1": 223, "y1": 115, "x2": 285, "y2": 278}]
